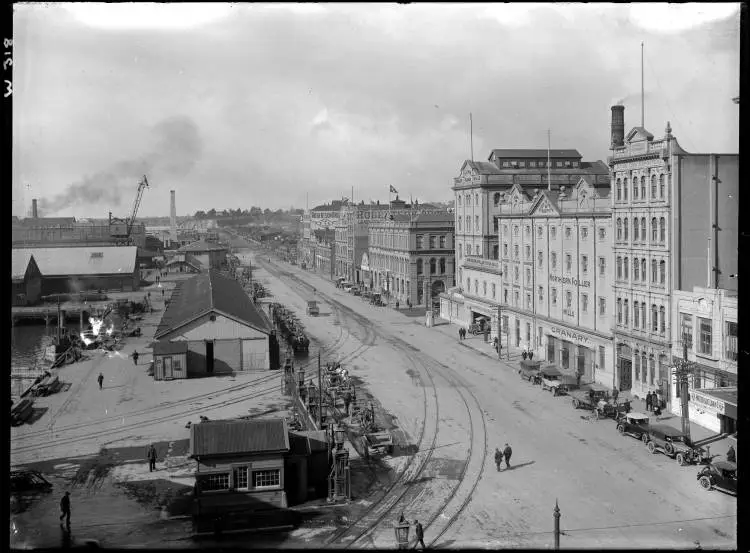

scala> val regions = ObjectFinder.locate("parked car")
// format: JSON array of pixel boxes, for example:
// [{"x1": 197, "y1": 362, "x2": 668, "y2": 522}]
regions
[
  {"x1": 342, "y1": 283, "x2": 354, "y2": 293},
  {"x1": 352, "y1": 288, "x2": 362, "y2": 296},
  {"x1": 539, "y1": 367, "x2": 564, "y2": 395},
  {"x1": 645, "y1": 424, "x2": 709, "y2": 466},
  {"x1": 518, "y1": 359, "x2": 543, "y2": 383},
  {"x1": 569, "y1": 383, "x2": 610, "y2": 410},
  {"x1": 616, "y1": 412, "x2": 650, "y2": 442},
  {"x1": 697, "y1": 460, "x2": 737, "y2": 494},
  {"x1": 10, "y1": 470, "x2": 53, "y2": 493}
]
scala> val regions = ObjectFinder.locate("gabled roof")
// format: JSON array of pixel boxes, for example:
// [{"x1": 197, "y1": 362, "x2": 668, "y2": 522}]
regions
[
  {"x1": 459, "y1": 160, "x2": 503, "y2": 175},
  {"x1": 528, "y1": 190, "x2": 561, "y2": 216},
  {"x1": 12, "y1": 246, "x2": 137, "y2": 277},
  {"x1": 155, "y1": 270, "x2": 272, "y2": 339},
  {"x1": 489, "y1": 149, "x2": 582, "y2": 159},
  {"x1": 178, "y1": 240, "x2": 227, "y2": 253},
  {"x1": 189, "y1": 418, "x2": 289, "y2": 457},
  {"x1": 11, "y1": 252, "x2": 39, "y2": 281},
  {"x1": 626, "y1": 126, "x2": 654, "y2": 142},
  {"x1": 153, "y1": 341, "x2": 189, "y2": 355}
]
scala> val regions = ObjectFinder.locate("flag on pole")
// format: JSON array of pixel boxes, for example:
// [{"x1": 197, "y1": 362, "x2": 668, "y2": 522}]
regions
[{"x1": 389, "y1": 185, "x2": 398, "y2": 194}]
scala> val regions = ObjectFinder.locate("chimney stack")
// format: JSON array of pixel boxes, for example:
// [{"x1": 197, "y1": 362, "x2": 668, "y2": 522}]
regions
[
  {"x1": 32, "y1": 198, "x2": 38, "y2": 218},
  {"x1": 611, "y1": 105, "x2": 625, "y2": 148},
  {"x1": 170, "y1": 190, "x2": 177, "y2": 241}
]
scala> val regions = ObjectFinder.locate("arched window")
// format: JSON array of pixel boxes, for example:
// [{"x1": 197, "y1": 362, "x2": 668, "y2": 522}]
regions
[
  {"x1": 660, "y1": 260, "x2": 666, "y2": 284},
  {"x1": 651, "y1": 174, "x2": 657, "y2": 198},
  {"x1": 440, "y1": 258, "x2": 446, "y2": 273},
  {"x1": 651, "y1": 218, "x2": 658, "y2": 242},
  {"x1": 641, "y1": 351, "x2": 647, "y2": 383},
  {"x1": 624, "y1": 218, "x2": 629, "y2": 240},
  {"x1": 617, "y1": 299, "x2": 622, "y2": 324},
  {"x1": 458, "y1": 243, "x2": 463, "y2": 259},
  {"x1": 659, "y1": 306, "x2": 666, "y2": 334},
  {"x1": 475, "y1": 244, "x2": 480, "y2": 255},
  {"x1": 417, "y1": 259, "x2": 423, "y2": 274},
  {"x1": 659, "y1": 174, "x2": 665, "y2": 198},
  {"x1": 624, "y1": 257, "x2": 629, "y2": 279},
  {"x1": 457, "y1": 196, "x2": 462, "y2": 206},
  {"x1": 641, "y1": 258, "x2": 647, "y2": 282},
  {"x1": 492, "y1": 283, "x2": 496, "y2": 299},
  {"x1": 651, "y1": 259, "x2": 657, "y2": 282},
  {"x1": 633, "y1": 217, "x2": 639, "y2": 241},
  {"x1": 430, "y1": 258, "x2": 436, "y2": 274},
  {"x1": 483, "y1": 281, "x2": 487, "y2": 296},
  {"x1": 617, "y1": 257, "x2": 622, "y2": 279},
  {"x1": 633, "y1": 176, "x2": 639, "y2": 199},
  {"x1": 641, "y1": 218, "x2": 646, "y2": 242},
  {"x1": 634, "y1": 258, "x2": 640, "y2": 280},
  {"x1": 494, "y1": 192, "x2": 501, "y2": 206},
  {"x1": 616, "y1": 218, "x2": 623, "y2": 240},
  {"x1": 641, "y1": 302, "x2": 647, "y2": 329},
  {"x1": 466, "y1": 277, "x2": 470, "y2": 290},
  {"x1": 640, "y1": 176, "x2": 646, "y2": 199},
  {"x1": 659, "y1": 217, "x2": 666, "y2": 243},
  {"x1": 624, "y1": 299, "x2": 629, "y2": 325},
  {"x1": 634, "y1": 302, "x2": 640, "y2": 328},
  {"x1": 652, "y1": 304, "x2": 658, "y2": 332},
  {"x1": 623, "y1": 177, "x2": 629, "y2": 200},
  {"x1": 634, "y1": 350, "x2": 640, "y2": 380},
  {"x1": 616, "y1": 178, "x2": 622, "y2": 200}
]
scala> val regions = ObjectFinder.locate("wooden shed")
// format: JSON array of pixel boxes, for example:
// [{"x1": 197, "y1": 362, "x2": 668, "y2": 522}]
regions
[{"x1": 153, "y1": 341, "x2": 188, "y2": 380}]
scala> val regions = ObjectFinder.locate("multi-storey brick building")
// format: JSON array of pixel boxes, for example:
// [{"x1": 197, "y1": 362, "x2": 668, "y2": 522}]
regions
[
  {"x1": 608, "y1": 105, "x2": 738, "y2": 407},
  {"x1": 367, "y1": 211, "x2": 455, "y2": 307},
  {"x1": 670, "y1": 287, "x2": 737, "y2": 433}
]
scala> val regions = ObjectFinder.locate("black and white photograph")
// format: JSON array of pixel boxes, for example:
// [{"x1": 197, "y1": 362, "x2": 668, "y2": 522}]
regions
[{"x1": 9, "y1": 3, "x2": 740, "y2": 549}]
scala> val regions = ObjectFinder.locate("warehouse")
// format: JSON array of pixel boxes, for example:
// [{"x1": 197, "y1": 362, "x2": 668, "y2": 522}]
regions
[
  {"x1": 154, "y1": 270, "x2": 273, "y2": 376},
  {"x1": 12, "y1": 246, "x2": 139, "y2": 295},
  {"x1": 11, "y1": 252, "x2": 42, "y2": 306},
  {"x1": 177, "y1": 240, "x2": 228, "y2": 270}
]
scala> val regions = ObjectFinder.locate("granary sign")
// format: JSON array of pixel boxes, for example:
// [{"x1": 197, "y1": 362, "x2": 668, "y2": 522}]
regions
[
  {"x1": 550, "y1": 326, "x2": 590, "y2": 345},
  {"x1": 549, "y1": 274, "x2": 591, "y2": 288}
]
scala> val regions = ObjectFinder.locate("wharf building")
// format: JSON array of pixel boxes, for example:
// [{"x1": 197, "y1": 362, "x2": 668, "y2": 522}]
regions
[
  {"x1": 444, "y1": 149, "x2": 610, "y2": 376},
  {"x1": 365, "y1": 211, "x2": 455, "y2": 307},
  {"x1": 608, "y1": 105, "x2": 738, "y2": 410}
]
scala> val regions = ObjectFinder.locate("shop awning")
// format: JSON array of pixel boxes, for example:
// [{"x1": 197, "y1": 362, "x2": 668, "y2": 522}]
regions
[{"x1": 691, "y1": 387, "x2": 738, "y2": 420}]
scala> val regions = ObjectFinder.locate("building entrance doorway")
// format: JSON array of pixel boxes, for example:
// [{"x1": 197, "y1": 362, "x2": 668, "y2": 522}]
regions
[
  {"x1": 719, "y1": 414, "x2": 736, "y2": 435},
  {"x1": 163, "y1": 357, "x2": 173, "y2": 380},
  {"x1": 206, "y1": 341, "x2": 215, "y2": 373},
  {"x1": 619, "y1": 358, "x2": 632, "y2": 391}
]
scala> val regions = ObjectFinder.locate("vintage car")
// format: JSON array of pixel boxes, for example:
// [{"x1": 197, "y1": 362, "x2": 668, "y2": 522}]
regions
[
  {"x1": 352, "y1": 287, "x2": 362, "y2": 296},
  {"x1": 615, "y1": 412, "x2": 650, "y2": 442},
  {"x1": 370, "y1": 293, "x2": 387, "y2": 306},
  {"x1": 539, "y1": 367, "x2": 564, "y2": 395},
  {"x1": 645, "y1": 424, "x2": 709, "y2": 466},
  {"x1": 518, "y1": 359, "x2": 543, "y2": 383},
  {"x1": 697, "y1": 461, "x2": 737, "y2": 494},
  {"x1": 10, "y1": 469, "x2": 53, "y2": 493},
  {"x1": 305, "y1": 300, "x2": 319, "y2": 316},
  {"x1": 342, "y1": 282, "x2": 354, "y2": 292},
  {"x1": 569, "y1": 383, "x2": 610, "y2": 410}
]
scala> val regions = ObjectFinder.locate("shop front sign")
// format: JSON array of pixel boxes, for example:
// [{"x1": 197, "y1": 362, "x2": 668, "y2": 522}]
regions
[
  {"x1": 550, "y1": 325, "x2": 590, "y2": 345},
  {"x1": 689, "y1": 389, "x2": 725, "y2": 415}
]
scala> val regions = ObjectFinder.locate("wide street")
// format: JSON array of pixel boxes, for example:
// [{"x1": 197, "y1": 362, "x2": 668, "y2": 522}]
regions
[{"x1": 245, "y1": 240, "x2": 736, "y2": 550}]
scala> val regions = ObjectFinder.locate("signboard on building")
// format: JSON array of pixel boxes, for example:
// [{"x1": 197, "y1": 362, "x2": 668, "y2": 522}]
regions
[
  {"x1": 549, "y1": 274, "x2": 591, "y2": 288},
  {"x1": 550, "y1": 326, "x2": 590, "y2": 345},
  {"x1": 689, "y1": 389, "x2": 726, "y2": 415},
  {"x1": 465, "y1": 256, "x2": 502, "y2": 273}
]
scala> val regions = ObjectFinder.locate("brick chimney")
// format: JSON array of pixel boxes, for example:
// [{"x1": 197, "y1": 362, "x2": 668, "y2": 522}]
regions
[
  {"x1": 170, "y1": 190, "x2": 176, "y2": 240},
  {"x1": 611, "y1": 105, "x2": 625, "y2": 148},
  {"x1": 32, "y1": 198, "x2": 38, "y2": 218}
]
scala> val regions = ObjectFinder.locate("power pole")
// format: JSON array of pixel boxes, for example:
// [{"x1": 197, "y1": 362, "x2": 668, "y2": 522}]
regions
[
  {"x1": 673, "y1": 334, "x2": 697, "y2": 445},
  {"x1": 318, "y1": 350, "x2": 323, "y2": 429},
  {"x1": 553, "y1": 499, "x2": 561, "y2": 550}
]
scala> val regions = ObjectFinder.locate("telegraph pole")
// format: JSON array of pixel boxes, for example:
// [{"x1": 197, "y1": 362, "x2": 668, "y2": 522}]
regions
[
  {"x1": 318, "y1": 350, "x2": 323, "y2": 429},
  {"x1": 673, "y1": 334, "x2": 696, "y2": 445}
]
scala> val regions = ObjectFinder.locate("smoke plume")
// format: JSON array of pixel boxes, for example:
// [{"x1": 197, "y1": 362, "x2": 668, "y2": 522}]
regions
[{"x1": 39, "y1": 115, "x2": 203, "y2": 216}]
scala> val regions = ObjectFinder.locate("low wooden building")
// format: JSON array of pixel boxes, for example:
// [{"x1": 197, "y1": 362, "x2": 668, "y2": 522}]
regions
[
  {"x1": 154, "y1": 270, "x2": 273, "y2": 376},
  {"x1": 11, "y1": 252, "x2": 42, "y2": 306},
  {"x1": 152, "y1": 341, "x2": 188, "y2": 380},
  {"x1": 12, "y1": 246, "x2": 139, "y2": 295},
  {"x1": 190, "y1": 419, "x2": 290, "y2": 524},
  {"x1": 178, "y1": 240, "x2": 228, "y2": 270}
]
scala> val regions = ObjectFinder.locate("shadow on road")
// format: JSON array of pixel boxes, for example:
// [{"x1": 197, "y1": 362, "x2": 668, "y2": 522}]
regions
[{"x1": 500, "y1": 460, "x2": 535, "y2": 472}]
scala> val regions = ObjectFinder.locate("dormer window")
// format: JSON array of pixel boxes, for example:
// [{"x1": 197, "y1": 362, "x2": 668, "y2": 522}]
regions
[
  {"x1": 502, "y1": 161, "x2": 510, "y2": 168},
  {"x1": 572, "y1": 161, "x2": 579, "y2": 167},
  {"x1": 564, "y1": 160, "x2": 571, "y2": 167}
]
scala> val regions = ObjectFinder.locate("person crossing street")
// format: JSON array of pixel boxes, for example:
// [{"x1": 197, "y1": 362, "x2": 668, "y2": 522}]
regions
[
  {"x1": 503, "y1": 443, "x2": 513, "y2": 469},
  {"x1": 132, "y1": 350, "x2": 139, "y2": 366},
  {"x1": 413, "y1": 519, "x2": 425, "y2": 549},
  {"x1": 97, "y1": 372, "x2": 104, "y2": 390},
  {"x1": 147, "y1": 444, "x2": 157, "y2": 472},
  {"x1": 59, "y1": 492, "x2": 71, "y2": 527},
  {"x1": 495, "y1": 447, "x2": 503, "y2": 471}
]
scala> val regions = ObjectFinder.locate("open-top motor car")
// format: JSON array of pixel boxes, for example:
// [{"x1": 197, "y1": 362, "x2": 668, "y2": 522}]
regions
[{"x1": 616, "y1": 412, "x2": 650, "y2": 442}]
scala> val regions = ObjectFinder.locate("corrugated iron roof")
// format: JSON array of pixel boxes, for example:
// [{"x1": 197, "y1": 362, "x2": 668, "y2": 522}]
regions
[
  {"x1": 489, "y1": 149, "x2": 582, "y2": 159},
  {"x1": 189, "y1": 418, "x2": 290, "y2": 457},
  {"x1": 12, "y1": 246, "x2": 137, "y2": 277},
  {"x1": 153, "y1": 341, "x2": 189, "y2": 355},
  {"x1": 155, "y1": 270, "x2": 272, "y2": 339}
]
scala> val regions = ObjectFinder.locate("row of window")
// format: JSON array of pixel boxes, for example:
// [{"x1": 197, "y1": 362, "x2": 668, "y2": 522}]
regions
[
  {"x1": 678, "y1": 314, "x2": 736, "y2": 358},
  {"x1": 462, "y1": 275, "x2": 607, "y2": 316},
  {"x1": 457, "y1": 216, "x2": 481, "y2": 233},
  {"x1": 199, "y1": 468, "x2": 281, "y2": 492},
  {"x1": 501, "y1": 224, "x2": 607, "y2": 241},
  {"x1": 415, "y1": 234, "x2": 448, "y2": 249},
  {"x1": 615, "y1": 174, "x2": 667, "y2": 202},
  {"x1": 616, "y1": 257, "x2": 666, "y2": 284},
  {"x1": 615, "y1": 217, "x2": 667, "y2": 243},
  {"x1": 615, "y1": 299, "x2": 666, "y2": 334},
  {"x1": 416, "y1": 258, "x2": 447, "y2": 275},
  {"x1": 632, "y1": 351, "x2": 665, "y2": 387}
]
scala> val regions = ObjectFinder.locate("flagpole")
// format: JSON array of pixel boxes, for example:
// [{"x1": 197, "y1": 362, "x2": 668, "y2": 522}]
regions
[
  {"x1": 547, "y1": 129, "x2": 551, "y2": 191},
  {"x1": 641, "y1": 42, "x2": 645, "y2": 128},
  {"x1": 470, "y1": 113, "x2": 474, "y2": 162}
]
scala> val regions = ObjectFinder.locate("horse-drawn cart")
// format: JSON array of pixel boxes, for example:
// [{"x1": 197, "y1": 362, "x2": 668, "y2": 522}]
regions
[{"x1": 362, "y1": 431, "x2": 394, "y2": 457}]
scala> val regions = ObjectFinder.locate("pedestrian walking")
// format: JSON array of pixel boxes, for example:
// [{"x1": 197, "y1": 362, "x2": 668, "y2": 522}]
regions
[
  {"x1": 132, "y1": 350, "x2": 139, "y2": 366},
  {"x1": 147, "y1": 444, "x2": 157, "y2": 472},
  {"x1": 612, "y1": 387, "x2": 619, "y2": 402},
  {"x1": 645, "y1": 391, "x2": 653, "y2": 413},
  {"x1": 396, "y1": 300, "x2": 400, "y2": 310},
  {"x1": 97, "y1": 372, "x2": 104, "y2": 390},
  {"x1": 494, "y1": 447, "x2": 503, "y2": 471},
  {"x1": 522, "y1": 350, "x2": 528, "y2": 361},
  {"x1": 458, "y1": 328, "x2": 462, "y2": 341},
  {"x1": 413, "y1": 519, "x2": 425, "y2": 549},
  {"x1": 59, "y1": 491, "x2": 71, "y2": 527},
  {"x1": 528, "y1": 351, "x2": 534, "y2": 361},
  {"x1": 161, "y1": 289, "x2": 165, "y2": 298},
  {"x1": 503, "y1": 443, "x2": 513, "y2": 469},
  {"x1": 407, "y1": 299, "x2": 412, "y2": 311}
]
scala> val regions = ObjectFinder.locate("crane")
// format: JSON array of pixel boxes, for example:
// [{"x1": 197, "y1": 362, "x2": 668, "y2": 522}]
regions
[{"x1": 109, "y1": 175, "x2": 149, "y2": 246}]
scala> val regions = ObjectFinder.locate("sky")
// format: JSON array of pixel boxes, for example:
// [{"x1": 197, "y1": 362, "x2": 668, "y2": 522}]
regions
[{"x1": 12, "y1": 3, "x2": 741, "y2": 218}]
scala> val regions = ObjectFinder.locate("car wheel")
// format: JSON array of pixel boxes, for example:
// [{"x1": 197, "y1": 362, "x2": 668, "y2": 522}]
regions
[
  {"x1": 647, "y1": 441, "x2": 656, "y2": 454},
  {"x1": 665, "y1": 443, "x2": 675, "y2": 456},
  {"x1": 617, "y1": 425, "x2": 625, "y2": 434},
  {"x1": 573, "y1": 399, "x2": 580, "y2": 409},
  {"x1": 699, "y1": 476, "x2": 712, "y2": 491},
  {"x1": 641, "y1": 433, "x2": 649, "y2": 444},
  {"x1": 676, "y1": 453, "x2": 687, "y2": 466}
]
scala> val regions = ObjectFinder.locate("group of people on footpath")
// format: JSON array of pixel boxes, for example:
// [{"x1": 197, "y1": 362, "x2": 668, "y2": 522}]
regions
[
  {"x1": 645, "y1": 390, "x2": 662, "y2": 417},
  {"x1": 494, "y1": 443, "x2": 513, "y2": 471},
  {"x1": 457, "y1": 327, "x2": 467, "y2": 340},
  {"x1": 521, "y1": 350, "x2": 534, "y2": 361}
]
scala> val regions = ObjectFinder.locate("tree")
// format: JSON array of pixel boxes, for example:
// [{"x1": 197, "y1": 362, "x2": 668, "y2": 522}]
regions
[
  {"x1": 207, "y1": 208, "x2": 217, "y2": 218},
  {"x1": 264, "y1": 208, "x2": 272, "y2": 215},
  {"x1": 194, "y1": 210, "x2": 206, "y2": 219}
]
